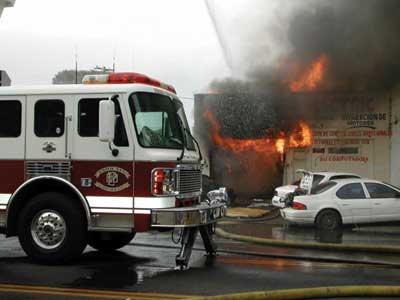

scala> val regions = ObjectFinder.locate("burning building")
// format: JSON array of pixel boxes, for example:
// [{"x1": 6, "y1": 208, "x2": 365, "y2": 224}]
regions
[
  {"x1": 194, "y1": 0, "x2": 400, "y2": 197},
  {"x1": 194, "y1": 88, "x2": 397, "y2": 199},
  {"x1": 193, "y1": 92, "x2": 313, "y2": 198}
]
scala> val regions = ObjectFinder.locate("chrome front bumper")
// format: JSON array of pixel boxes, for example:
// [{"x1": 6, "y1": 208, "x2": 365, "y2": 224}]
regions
[{"x1": 151, "y1": 202, "x2": 226, "y2": 228}]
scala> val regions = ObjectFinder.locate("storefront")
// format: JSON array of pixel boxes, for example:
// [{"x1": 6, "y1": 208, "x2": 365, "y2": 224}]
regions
[{"x1": 283, "y1": 90, "x2": 400, "y2": 186}]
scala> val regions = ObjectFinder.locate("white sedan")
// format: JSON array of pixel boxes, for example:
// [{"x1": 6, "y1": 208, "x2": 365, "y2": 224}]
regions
[
  {"x1": 272, "y1": 170, "x2": 361, "y2": 208},
  {"x1": 281, "y1": 178, "x2": 400, "y2": 230}
]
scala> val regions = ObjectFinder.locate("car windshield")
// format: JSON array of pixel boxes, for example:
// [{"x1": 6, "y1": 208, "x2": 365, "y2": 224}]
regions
[
  {"x1": 311, "y1": 181, "x2": 337, "y2": 195},
  {"x1": 129, "y1": 92, "x2": 193, "y2": 150}
]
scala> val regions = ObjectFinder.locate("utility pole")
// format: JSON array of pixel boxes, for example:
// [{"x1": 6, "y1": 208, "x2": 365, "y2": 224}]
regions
[
  {"x1": 113, "y1": 48, "x2": 116, "y2": 72},
  {"x1": 75, "y1": 46, "x2": 78, "y2": 84}
]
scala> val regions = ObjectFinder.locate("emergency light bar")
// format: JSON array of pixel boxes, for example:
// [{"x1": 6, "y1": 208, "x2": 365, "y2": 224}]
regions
[{"x1": 82, "y1": 72, "x2": 177, "y2": 94}]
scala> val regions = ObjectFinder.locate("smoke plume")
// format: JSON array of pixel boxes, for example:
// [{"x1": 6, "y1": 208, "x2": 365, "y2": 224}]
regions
[{"x1": 229, "y1": 0, "x2": 400, "y2": 92}]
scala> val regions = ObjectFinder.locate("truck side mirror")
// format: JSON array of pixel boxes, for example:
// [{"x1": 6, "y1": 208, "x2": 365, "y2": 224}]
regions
[{"x1": 99, "y1": 99, "x2": 115, "y2": 143}]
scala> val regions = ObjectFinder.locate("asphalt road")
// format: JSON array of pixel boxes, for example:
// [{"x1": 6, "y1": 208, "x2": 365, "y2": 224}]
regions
[{"x1": 0, "y1": 231, "x2": 400, "y2": 300}]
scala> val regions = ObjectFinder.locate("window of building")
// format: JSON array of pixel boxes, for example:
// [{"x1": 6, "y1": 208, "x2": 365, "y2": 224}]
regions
[
  {"x1": 0, "y1": 101, "x2": 22, "y2": 137},
  {"x1": 365, "y1": 183, "x2": 400, "y2": 198},
  {"x1": 34, "y1": 100, "x2": 65, "y2": 137},
  {"x1": 328, "y1": 147, "x2": 359, "y2": 154},
  {"x1": 336, "y1": 183, "x2": 366, "y2": 199},
  {"x1": 78, "y1": 98, "x2": 128, "y2": 147}
]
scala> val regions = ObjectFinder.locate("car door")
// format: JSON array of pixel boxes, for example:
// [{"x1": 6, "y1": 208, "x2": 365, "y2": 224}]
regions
[
  {"x1": 365, "y1": 182, "x2": 400, "y2": 223},
  {"x1": 335, "y1": 183, "x2": 371, "y2": 224}
]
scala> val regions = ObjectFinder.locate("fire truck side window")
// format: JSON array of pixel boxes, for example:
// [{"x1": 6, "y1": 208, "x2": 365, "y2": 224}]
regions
[
  {"x1": 0, "y1": 100, "x2": 22, "y2": 137},
  {"x1": 78, "y1": 98, "x2": 128, "y2": 147},
  {"x1": 34, "y1": 100, "x2": 65, "y2": 137}
]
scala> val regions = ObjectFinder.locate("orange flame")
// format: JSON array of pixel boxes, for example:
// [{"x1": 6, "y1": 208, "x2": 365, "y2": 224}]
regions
[
  {"x1": 204, "y1": 109, "x2": 313, "y2": 161},
  {"x1": 275, "y1": 137, "x2": 286, "y2": 161},
  {"x1": 289, "y1": 121, "x2": 313, "y2": 147},
  {"x1": 204, "y1": 109, "x2": 276, "y2": 154},
  {"x1": 289, "y1": 54, "x2": 328, "y2": 92}
]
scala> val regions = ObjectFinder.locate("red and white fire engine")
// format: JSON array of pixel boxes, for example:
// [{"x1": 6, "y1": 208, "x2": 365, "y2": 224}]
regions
[{"x1": 0, "y1": 72, "x2": 226, "y2": 268}]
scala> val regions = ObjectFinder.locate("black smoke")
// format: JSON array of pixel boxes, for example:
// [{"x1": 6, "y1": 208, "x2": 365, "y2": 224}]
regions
[
  {"x1": 249, "y1": 0, "x2": 400, "y2": 92},
  {"x1": 211, "y1": 0, "x2": 400, "y2": 93}
]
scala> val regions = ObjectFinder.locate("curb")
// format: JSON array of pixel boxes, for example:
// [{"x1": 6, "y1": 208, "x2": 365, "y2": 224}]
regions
[
  {"x1": 224, "y1": 207, "x2": 280, "y2": 222},
  {"x1": 225, "y1": 207, "x2": 272, "y2": 219},
  {"x1": 215, "y1": 227, "x2": 400, "y2": 253},
  {"x1": 183, "y1": 286, "x2": 400, "y2": 300}
]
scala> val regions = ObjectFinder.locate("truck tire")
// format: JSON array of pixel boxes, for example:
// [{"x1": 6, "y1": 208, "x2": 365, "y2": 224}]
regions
[
  {"x1": 315, "y1": 209, "x2": 342, "y2": 230},
  {"x1": 88, "y1": 232, "x2": 135, "y2": 251},
  {"x1": 17, "y1": 192, "x2": 87, "y2": 264}
]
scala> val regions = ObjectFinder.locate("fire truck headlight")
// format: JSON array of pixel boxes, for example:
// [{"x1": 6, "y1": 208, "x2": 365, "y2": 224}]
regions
[{"x1": 151, "y1": 168, "x2": 178, "y2": 196}]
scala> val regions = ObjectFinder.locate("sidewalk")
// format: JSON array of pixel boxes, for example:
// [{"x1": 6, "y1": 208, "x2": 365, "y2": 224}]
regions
[{"x1": 225, "y1": 207, "x2": 272, "y2": 218}]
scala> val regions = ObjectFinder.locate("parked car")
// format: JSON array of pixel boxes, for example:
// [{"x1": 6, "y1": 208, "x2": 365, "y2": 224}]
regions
[
  {"x1": 272, "y1": 170, "x2": 361, "y2": 208},
  {"x1": 281, "y1": 178, "x2": 400, "y2": 230}
]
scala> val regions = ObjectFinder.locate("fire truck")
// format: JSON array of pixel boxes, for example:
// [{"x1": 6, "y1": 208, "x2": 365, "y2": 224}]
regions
[{"x1": 0, "y1": 72, "x2": 226, "y2": 268}]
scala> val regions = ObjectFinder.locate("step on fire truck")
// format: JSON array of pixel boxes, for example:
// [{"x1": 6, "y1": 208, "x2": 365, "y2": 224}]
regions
[{"x1": 0, "y1": 72, "x2": 226, "y2": 268}]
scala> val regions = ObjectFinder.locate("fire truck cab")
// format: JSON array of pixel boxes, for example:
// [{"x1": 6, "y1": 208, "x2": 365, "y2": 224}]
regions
[{"x1": 0, "y1": 72, "x2": 226, "y2": 268}]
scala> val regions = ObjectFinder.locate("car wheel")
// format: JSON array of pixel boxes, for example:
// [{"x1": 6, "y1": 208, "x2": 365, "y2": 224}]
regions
[
  {"x1": 88, "y1": 232, "x2": 135, "y2": 251},
  {"x1": 315, "y1": 209, "x2": 342, "y2": 230},
  {"x1": 17, "y1": 192, "x2": 87, "y2": 264}
]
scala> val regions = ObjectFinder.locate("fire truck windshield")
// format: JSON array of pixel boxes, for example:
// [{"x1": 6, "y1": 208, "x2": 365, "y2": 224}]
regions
[
  {"x1": 175, "y1": 100, "x2": 196, "y2": 151},
  {"x1": 129, "y1": 92, "x2": 194, "y2": 150}
]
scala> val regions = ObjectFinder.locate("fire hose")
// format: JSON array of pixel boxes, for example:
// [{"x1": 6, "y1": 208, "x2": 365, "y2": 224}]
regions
[{"x1": 182, "y1": 286, "x2": 400, "y2": 300}]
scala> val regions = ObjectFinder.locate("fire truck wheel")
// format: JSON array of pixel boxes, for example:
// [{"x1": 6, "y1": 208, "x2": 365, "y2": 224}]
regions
[
  {"x1": 88, "y1": 232, "x2": 136, "y2": 251},
  {"x1": 17, "y1": 192, "x2": 87, "y2": 264}
]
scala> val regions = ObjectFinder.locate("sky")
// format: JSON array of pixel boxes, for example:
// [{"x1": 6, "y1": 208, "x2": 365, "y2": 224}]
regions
[{"x1": 0, "y1": 0, "x2": 254, "y2": 123}]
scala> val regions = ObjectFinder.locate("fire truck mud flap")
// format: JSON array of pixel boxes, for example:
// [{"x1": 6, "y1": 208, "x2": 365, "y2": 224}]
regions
[{"x1": 150, "y1": 202, "x2": 226, "y2": 228}]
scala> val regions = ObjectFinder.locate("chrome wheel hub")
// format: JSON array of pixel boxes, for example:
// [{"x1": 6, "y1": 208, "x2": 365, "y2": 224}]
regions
[{"x1": 31, "y1": 210, "x2": 66, "y2": 249}]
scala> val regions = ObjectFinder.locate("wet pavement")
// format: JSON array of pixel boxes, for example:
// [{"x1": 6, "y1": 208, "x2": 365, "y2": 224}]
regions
[
  {"x1": 220, "y1": 212, "x2": 400, "y2": 246},
  {"x1": 1, "y1": 229, "x2": 400, "y2": 299},
  {"x1": 1, "y1": 209, "x2": 400, "y2": 299}
]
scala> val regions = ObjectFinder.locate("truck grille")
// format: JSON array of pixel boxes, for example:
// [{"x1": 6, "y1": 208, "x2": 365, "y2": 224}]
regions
[
  {"x1": 26, "y1": 161, "x2": 71, "y2": 181},
  {"x1": 178, "y1": 168, "x2": 202, "y2": 195}
]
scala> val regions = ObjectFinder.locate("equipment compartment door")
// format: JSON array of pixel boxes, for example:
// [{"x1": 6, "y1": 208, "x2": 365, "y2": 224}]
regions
[
  {"x1": 0, "y1": 96, "x2": 26, "y2": 204},
  {"x1": 26, "y1": 95, "x2": 72, "y2": 162}
]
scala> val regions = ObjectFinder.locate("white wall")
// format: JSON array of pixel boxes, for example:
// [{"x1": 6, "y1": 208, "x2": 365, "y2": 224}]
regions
[
  {"x1": 284, "y1": 93, "x2": 391, "y2": 184},
  {"x1": 390, "y1": 86, "x2": 400, "y2": 186}
]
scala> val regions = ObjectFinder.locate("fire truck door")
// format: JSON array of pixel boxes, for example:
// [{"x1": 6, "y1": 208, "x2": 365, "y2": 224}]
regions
[
  {"x1": 70, "y1": 95, "x2": 134, "y2": 229},
  {"x1": 26, "y1": 95, "x2": 73, "y2": 163}
]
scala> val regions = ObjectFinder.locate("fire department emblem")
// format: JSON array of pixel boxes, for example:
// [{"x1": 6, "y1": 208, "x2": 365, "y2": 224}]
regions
[{"x1": 94, "y1": 167, "x2": 131, "y2": 192}]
